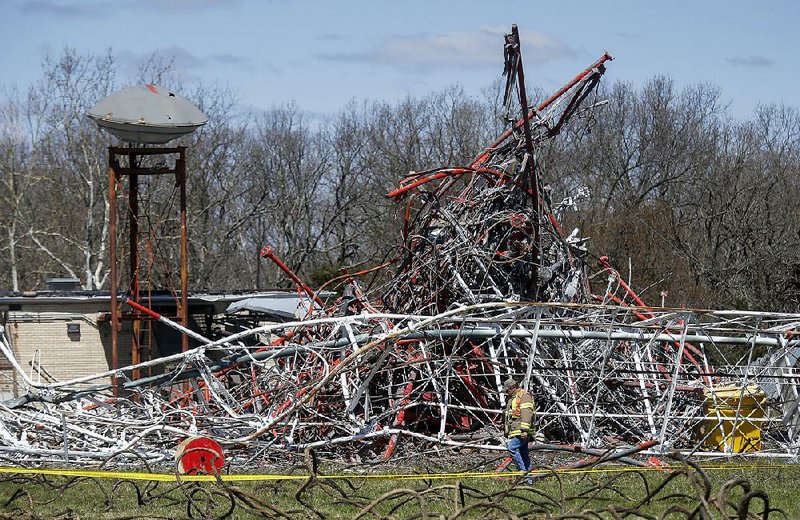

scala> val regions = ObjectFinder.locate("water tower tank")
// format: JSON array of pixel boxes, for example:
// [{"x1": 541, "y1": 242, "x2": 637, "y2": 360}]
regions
[{"x1": 87, "y1": 84, "x2": 208, "y2": 144}]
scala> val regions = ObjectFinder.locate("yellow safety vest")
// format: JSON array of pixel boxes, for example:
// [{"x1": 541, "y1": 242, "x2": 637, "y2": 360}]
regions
[{"x1": 504, "y1": 389, "x2": 535, "y2": 438}]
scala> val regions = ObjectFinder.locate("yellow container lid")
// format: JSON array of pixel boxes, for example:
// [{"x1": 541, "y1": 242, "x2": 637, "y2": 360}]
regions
[{"x1": 703, "y1": 384, "x2": 765, "y2": 401}]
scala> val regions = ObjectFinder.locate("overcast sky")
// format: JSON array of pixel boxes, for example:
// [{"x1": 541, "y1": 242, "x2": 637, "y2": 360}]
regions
[{"x1": 1, "y1": 0, "x2": 798, "y2": 119}]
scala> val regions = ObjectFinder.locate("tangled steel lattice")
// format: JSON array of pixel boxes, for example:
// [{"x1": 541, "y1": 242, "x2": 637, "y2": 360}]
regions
[{"x1": 0, "y1": 26, "x2": 799, "y2": 473}]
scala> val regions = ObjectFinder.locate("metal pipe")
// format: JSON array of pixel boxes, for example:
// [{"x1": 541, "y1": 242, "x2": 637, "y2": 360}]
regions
[
  {"x1": 108, "y1": 149, "x2": 119, "y2": 397},
  {"x1": 178, "y1": 149, "x2": 189, "y2": 353},
  {"x1": 125, "y1": 298, "x2": 212, "y2": 347},
  {"x1": 128, "y1": 148, "x2": 140, "y2": 378},
  {"x1": 260, "y1": 245, "x2": 326, "y2": 308}
]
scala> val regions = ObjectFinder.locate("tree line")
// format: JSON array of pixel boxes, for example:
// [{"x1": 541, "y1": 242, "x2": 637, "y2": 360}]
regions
[{"x1": 0, "y1": 49, "x2": 798, "y2": 312}]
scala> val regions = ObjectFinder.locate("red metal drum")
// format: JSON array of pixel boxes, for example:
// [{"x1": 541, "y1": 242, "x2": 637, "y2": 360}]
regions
[{"x1": 176, "y1": 436, "x2": 225, "y2": 475}]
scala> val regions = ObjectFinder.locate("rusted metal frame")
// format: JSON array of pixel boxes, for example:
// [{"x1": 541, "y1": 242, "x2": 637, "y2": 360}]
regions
[
  {"x1": 314, "y1": 260, "x2": 399, "y2": 303},
  {"x1": 344, "y1": 344, "x2": 392, "y2": 415},
  {"x1": 109, "y1": 146, "x2": 184, "y2": 156},
  {"x1": 196, "y1": 362, "x2": 240, "y2": 417},
  {"x1": 108, "y1": 148, "x2": 119, "y2": 397},
  {"x1": 177, "y1": 150, "x2": 189, "y2": 352},
  {"x1": 412, "y1": 166, "x2": 567, "y2": 248},
  {"x1": 114, "y1": 167, "x2": 176, "y2": 176},
  {"x1": 435, "y1": 206, "x2": 503, "y2": 298},
  {"x1": 558, "y1": 339, "x2": 588, "y2": 439},
  {"x1": 434, "y1": 355, "x2": 491, "y2": 431},
  {"x1": 338, "y1": 322, "x2": 363, "y2": 426},
  {"x1": 383, "y1": 368, "x2": 418, "y2": 460},
  {"x1": 416, "y1": 340, "x2": 450, "y2": 439},
  {"x1": 187, "y1": 377, "x2": 211, "y2": 415},
  {"x1": 109, "y1": 145, "x2": 191, "y2": 367},
  {"x1": 128, "y1": 149, "x2": 140, "y2": 379},
  {"x1": 596, "y1": 256, "x2": 650, "y2": 309}
]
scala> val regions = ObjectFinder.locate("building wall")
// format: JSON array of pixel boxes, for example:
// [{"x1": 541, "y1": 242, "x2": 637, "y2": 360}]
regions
[
  {"x1": 0, "y1": 294, "x2": 258, "y2": 401},
  {"x1": 0, "y1": 301, "x2": 132, "y2": 399}
]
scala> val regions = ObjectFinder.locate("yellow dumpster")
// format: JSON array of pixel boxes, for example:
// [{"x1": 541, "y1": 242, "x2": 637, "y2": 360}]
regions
[{"x1": 701, "y1": 384, "x2": 766, "y2": 453}]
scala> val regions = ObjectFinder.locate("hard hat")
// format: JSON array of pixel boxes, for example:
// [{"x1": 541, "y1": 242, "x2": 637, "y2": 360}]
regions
[{"x1": 502, "y1": 378, "x2": 519, "y2": 391}]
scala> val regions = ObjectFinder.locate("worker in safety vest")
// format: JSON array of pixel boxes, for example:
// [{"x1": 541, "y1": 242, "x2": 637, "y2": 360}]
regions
[{"x1": 502, "y1": 377, "x2": 534, "y2": 481}]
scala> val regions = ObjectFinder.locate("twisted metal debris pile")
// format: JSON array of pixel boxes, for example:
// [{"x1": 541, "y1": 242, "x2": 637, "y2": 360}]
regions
[
  {"x1": 2, "y1": 302, "x2": 799, "y2": 467},
  {"x1": 0, "y1": 26, "x2": 799, "y2": 470}
]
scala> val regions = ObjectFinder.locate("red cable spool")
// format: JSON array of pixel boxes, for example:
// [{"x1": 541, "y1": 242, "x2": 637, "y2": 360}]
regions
[
  {"x1": 509, "y1": 213, "x2": 527, "y2": 229},
  {"x1": 176, "y1": 436, "x2": 225, "y2": 475}
]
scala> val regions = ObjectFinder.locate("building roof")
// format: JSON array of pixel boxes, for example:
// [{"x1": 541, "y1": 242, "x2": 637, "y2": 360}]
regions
[{"x1": 0, "y1": 290, "x2": 333, "y2": 317}]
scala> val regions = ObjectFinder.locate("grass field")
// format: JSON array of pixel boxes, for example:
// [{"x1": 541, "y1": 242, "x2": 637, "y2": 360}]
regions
[{"x1": 0, "y1": 462, "x2": 797, "y2": 519}]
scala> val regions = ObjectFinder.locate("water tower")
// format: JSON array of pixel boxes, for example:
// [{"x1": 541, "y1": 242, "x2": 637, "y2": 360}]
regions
[{"x1": 88, "y1": 84, "x2": 207, "y2": 391}]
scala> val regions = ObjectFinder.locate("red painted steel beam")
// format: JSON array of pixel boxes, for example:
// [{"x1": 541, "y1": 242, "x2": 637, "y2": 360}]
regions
[
  {"x1": 125, "y1": 298, "x2": 212, "y2": 346},
  {"x1": 260, "y1": 246, "x2": 326, "y2": 308},
  {"x1": 470, "y1": 52, "x2": 613, "y2": 168}
]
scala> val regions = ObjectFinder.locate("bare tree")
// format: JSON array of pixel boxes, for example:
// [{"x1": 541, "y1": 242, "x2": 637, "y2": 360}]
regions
[
  {"x1": 0, "y1": 87, "x2": 50, "y2": 291},
  {"x1": 671, "y1": 104, "x2": 800, "y2": 310},
  {"x1": 238, "y1": 104, "x2": 332, "y2": 287},
  {"x1": 19, "y1": 49, "x2": 118, "y2": 289},
  {"x1": 2, "y1": 48, "x2": 799, "y2": 314}
]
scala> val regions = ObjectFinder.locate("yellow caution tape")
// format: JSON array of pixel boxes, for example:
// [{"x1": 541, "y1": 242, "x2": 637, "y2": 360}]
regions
[{"x1": 0, "y1": 463, "x2": 797, "y2": 482}]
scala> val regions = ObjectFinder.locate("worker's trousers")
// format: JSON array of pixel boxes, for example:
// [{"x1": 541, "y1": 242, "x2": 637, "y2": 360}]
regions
[{"x1": 507, "y1": 436, "x2": 532, "y2": 482}]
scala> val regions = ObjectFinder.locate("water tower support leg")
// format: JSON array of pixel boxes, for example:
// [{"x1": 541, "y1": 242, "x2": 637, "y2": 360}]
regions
[
  {"x1": 178, "y1": 150, "x2": 189, "y2": 353},
  {"x1": 108, "y1": 149, "x2": 119, "y2": 396},
  {"x1": 129, "y1": 151, "x2": 140, "y2": 378}
]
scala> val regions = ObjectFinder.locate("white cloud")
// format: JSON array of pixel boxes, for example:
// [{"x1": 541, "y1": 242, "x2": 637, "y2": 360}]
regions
[
  {"x1": 139, "y1": 0, "x2": 239, "y2": 10},
  {"x1": 16, "y1": 0, "x2": 237, "y2": 18},
  {"x1": 17, "y1": 0, "x2": 112, "y2": 18},
  {"x1": 726, "y1": 55, "x2": 774, "y2": 68},
  {"x1": 119, "y1": 46, "x2": 250, "y2": 73},
  {"x1": 319, "y1": 26, "x2": 576, "y2": 68}
]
